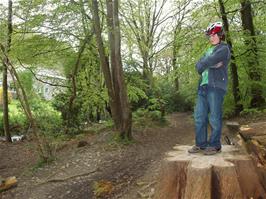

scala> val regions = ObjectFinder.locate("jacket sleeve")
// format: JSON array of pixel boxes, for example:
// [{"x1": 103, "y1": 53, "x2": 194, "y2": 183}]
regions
[{"x1": 195, "y1": 45, "x2": 230, "y2": 74}]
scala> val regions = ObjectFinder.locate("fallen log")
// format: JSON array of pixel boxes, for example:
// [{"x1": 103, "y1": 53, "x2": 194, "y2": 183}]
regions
[
  {"x1": 240, "y1": 124, "x2": 266, "y2": 141},
  {"x1": 239, "y1": 123, "x2": 266, "y2": 165},
  {"x1": 155, "y1": 145, "x2": 266, "y2": 199},
  {"x1": 0, "y1": 176, "x2": 17, "y2": 192}
]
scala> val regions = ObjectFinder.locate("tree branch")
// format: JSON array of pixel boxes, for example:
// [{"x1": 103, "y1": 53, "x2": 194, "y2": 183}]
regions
[{"x1": 17, "y1": 59, "x2": 70, "y2": 88}]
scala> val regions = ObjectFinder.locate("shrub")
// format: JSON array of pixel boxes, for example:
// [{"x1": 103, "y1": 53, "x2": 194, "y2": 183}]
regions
[
  {"x1": 0, "y1": 101, "x2": 28, "y2": 135},
  {"x1": 0, "y1": 98, "x2": 63, "y2": 137},
  {"x1": 30, "y1": 98, "x2": 63, "y2": 137},
  {"x1": 133, "y1": 108, "x2": 166, "y2": 128},
  {"x1": 52, "y1": 92, "x2": 82, "y2": 135}
]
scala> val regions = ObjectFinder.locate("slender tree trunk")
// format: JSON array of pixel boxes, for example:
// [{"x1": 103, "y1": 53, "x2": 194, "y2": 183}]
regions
[
  {"x1": 67, "y1": 0, "x2": 94, "y2": 130},
  {"x1": 11, "y1": 67, "x2": 52, "y2": 161},
  {"x1": 218, "y1": 0, "x2": 243, "y2": 115},
  {"x1": 2, "y1": 0, "x2": 13, "y2": 142},
  {"x1": 240, "y1": 0, "x2": 265, "y2": 108},
  {"x1": 66, "y1": 33, "x2": 92, "y2": 133},
  {"x1": 91, "y1": 0, "x2": 120, "y2": 129},
  {"x1": 2, "y1": 62, "x2": 11, "y2": 142},
  {"x1": 142, "y1": 57, "x2": 153, "y2": 91},
  {"x1": 96, "y1": 107, "x2": 101, "y2": 122},
  {"x1": 0, "y1": 43, "x2": 52, "y2": 161},
  {"x1": 172, "y1": 27, "x2": 180, "y2": 91}
]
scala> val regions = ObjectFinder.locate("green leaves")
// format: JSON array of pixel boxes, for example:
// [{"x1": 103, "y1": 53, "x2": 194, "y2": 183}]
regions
[{"x1": 127, "y1": 84, "x2": 148, "y2": 103}]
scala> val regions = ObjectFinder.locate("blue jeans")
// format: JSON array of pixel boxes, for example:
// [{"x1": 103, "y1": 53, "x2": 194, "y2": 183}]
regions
[{"x1": 194, "y1": 85, "x2": 225, "y2": 149}]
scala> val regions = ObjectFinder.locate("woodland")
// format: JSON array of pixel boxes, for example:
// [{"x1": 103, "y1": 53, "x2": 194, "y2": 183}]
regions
[{"x1": 0, "y1": 0, "x2": 266, "y2": 198}]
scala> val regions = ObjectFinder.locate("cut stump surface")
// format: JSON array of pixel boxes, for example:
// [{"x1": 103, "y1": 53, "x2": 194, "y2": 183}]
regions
[{"x1": 155, "y1": 145, "x2": 266, "y2": 199}]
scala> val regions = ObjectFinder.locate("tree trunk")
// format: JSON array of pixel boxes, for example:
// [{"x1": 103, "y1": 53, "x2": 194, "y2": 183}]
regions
[
  {"x1": 66, "y1": 33, "x2": 92, "y2": 133},
  {"x1": 91, "y1": 0, "x2": 120, "y2": 128},
  {"x1": 12, "y1": 64, "x2": 51, "y2": 161},
  {"x1": 106, "y1": 0, "x2": 122, "y2": 131},
  {"x1": 66, "y1": 0, "x2": 95, "y2": 132},
  {"x1": 96, "y1": 107, "x2": 101, "y2": 122},
  {"x1": 110, "y1": 0, "x2": 132, "y2": 139},
  {"x1": 142, "y1": 55, "x2": 153, "y2": 88},
  {"x1": 2, "y1": 62, "x2": 11, "y2": 142},
  {"x1": 155, "y1": 145, "x2": 266, "y2": 199},
  {"x1": 2, "y1": 0, "x2": 13, "y2": 143},
  {"x1": 172, "y1": 27, "x2": 179, "y2": 91},
  {"x1": 91, "y1": 0, "x2": 132, "y2": 139},
  {"x1": 240, "y1": 0, "x2": 265, "y2": 108},
  {"x1": 0, "y1": 43, "x2": 52, "y2": 162},
  {"x1": 218, "y1": 0, "x2": 243, "y2": 115}
]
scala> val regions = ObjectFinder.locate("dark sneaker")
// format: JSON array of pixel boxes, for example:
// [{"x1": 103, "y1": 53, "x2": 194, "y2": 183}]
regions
[
  {"x1": 188, "y1": 146, "x2": 203, "y2": 153},
  {"x1": 203, "y1": 147, "x2": 221, "y2": 155}
]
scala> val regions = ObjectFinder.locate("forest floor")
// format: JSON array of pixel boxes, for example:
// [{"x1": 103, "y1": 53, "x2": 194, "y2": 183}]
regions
[{"x1": 0, "y1": 112, "x2": 265, "y2": 199}]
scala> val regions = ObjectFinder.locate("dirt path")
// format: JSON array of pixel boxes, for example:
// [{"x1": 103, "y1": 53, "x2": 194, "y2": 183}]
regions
[{"x1": 0, "y1": 113, "x2": 212, "y2": 199}]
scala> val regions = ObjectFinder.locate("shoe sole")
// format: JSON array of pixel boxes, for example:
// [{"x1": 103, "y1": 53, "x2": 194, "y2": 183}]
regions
[
  {"x1": 188, "y1": 151, "x2": 201, "y2": 154},
  {"x1": 188, "y1": 149, "x2": 205, "y2": 154},
  {"x1": 204, "y1": 150, "x2": 221, "y2": 155}
]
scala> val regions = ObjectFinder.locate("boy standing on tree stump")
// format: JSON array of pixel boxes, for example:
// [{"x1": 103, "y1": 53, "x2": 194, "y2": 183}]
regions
[{"x1": 188, "y1": 22, "x2": 231, "y2": 155}]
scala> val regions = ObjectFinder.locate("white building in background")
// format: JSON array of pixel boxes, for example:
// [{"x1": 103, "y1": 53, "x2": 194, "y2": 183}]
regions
[
  {"x1": 33, "y1": 69, "x2": 66, "y2": 100},
  {"x1": 0, "y1": 68, "x2": 66, "y2": 101}
]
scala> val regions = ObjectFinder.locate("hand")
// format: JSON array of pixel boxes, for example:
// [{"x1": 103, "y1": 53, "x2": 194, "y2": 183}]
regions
[{"x1": 215, "y1": 62, "x2": 223, "y2": 68}]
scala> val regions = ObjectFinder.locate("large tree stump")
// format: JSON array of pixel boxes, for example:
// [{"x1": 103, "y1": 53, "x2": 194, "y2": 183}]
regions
[{"x1": 155, "y1": 145, "x2": 266, "y2": 199}]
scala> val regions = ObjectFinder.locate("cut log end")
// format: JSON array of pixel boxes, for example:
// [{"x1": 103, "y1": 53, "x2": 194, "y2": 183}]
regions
[
  {"x1": 0, "y1": 176, "x2": 17, "y2": 192},
  {"x1": 155, "y1": 145, "x2": 266, "y2": 199}
]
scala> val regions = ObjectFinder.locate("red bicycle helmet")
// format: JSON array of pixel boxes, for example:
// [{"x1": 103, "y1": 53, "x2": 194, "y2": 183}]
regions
[{"x1": 205, "y1": 22, "x2": 224, "y2": 36}]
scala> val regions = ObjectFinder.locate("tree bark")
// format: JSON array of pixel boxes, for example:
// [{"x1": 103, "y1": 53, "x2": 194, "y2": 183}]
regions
[
  {"x1": 240, "y1": 0, "x2": 265, "y2": 108},
  {"x1": 91, "y1": 0, "x2": 132, "y2": 139},
  {"x1": 218, "y1": 0, "x2": 243, "y2": 115},
  {"x1": 106, "y1": 0, "x2": 122, "y2": 130},
  {"x1": 91, "y1": 0, "x2": 120, "y2": 129},
  {"x1": 111, "y1": 0, "x2": 132, "y2": 138},
  {"x1": 2, "y1": 0, "x2": 13, "y2": 143},
  {"x1": 155, "y1": 145, "x2": 266, "y2": 199},
  {"x1": 172, "y1": 26, "x2": 180, "y2": 91}
]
